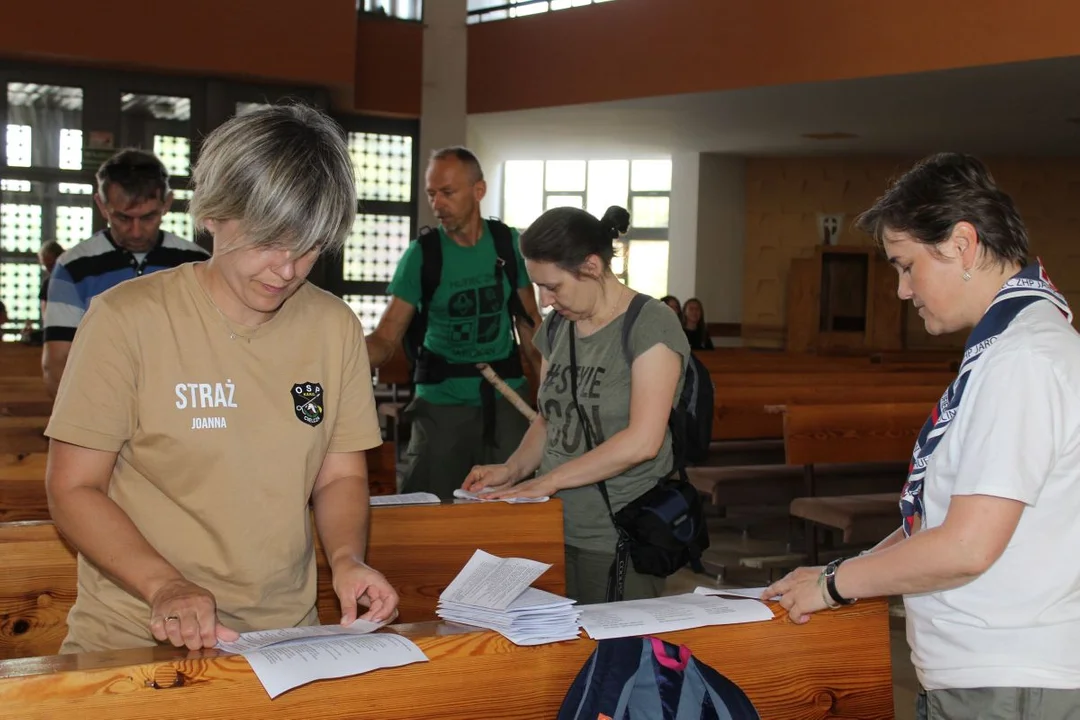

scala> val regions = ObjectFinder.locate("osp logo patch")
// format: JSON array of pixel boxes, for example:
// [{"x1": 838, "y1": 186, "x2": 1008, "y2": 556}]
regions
[{"x1": 291, "y1": 382, "x2": 324, "y2": 426}]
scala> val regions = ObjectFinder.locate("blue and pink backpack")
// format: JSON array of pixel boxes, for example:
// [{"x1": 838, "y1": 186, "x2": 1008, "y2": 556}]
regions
[{"x1": 557, "y1": 636, "x2": 760, "y2": 720}]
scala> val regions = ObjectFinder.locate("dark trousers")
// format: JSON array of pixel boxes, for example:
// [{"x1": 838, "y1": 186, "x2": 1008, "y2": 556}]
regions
[{"x1": 399, "y1": 396, "x2": 532, "y2": 500}]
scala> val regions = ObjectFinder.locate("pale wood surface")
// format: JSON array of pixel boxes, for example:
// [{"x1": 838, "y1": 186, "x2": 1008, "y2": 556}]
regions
[
  {"x1": 0, "y1": 601, "x2": 894, "y2": 719},
  {"x1": 0, "y1": 501, "x2": 565, "y2": 659}
]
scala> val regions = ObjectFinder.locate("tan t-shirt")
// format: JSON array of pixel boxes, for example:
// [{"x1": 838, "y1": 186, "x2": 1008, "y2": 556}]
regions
[{"x1": 46, "y1": 262, "x2": 382, "y2": 653}]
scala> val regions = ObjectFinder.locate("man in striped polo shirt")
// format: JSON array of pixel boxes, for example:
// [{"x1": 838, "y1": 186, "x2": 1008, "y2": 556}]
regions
[{"x1": 43, "y1": 149, "x2": 208, "y2": 397}]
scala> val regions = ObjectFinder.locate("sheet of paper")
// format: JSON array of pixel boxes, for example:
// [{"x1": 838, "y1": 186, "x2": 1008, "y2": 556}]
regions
[
  {"x1": 452, "y1": 488, "x2": 549, "y2": 504},
  {"x1": 694, "y1": 585, "x2": 778, "y2": 601},
  {"x1": 217, "y1": 619, "x2": 387, "y2": 654},
  {"x1": 578, "y1": 592, "x2": 774, "y2": 641},
  {"x1": 370, "y1": 492, "x2": 441, "y2": 506},
  {"x1": 438, "y1": 549, "x2": 552, "y2": 610},
  {"x1": 242, "y1": 633, "x2": 429, "y2": 699}
]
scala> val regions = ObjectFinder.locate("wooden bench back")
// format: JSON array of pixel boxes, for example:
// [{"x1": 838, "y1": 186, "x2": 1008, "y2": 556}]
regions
[
  {"x1": 710, "y1": 370, "x2": 954, "y2": 388},
  {"x1": 0, "y1": 377, "x2": 52, "y2": 417},
  {"x1": 0, "y1": 454, "x2": 48, "y2": 522},
  {"x1": 783, "y1": 402, "x2": 934, "y2": 466},
  {"x1": 0, "y1": 345, "x2": 42, "y2": 377},
  {"x1": 712, "y1": 384, "x2": 944, "y2": 441},
  {"x1": 694, "y1": 347, "x2": 955, "y2": 373},
  {"x1": 0, "y1": 602, "x2": 893, "y2": 719},
  {"x1": 0, "y1": 500, "x2": 565, "y2": 660},
  {"x1": 0, "y1": 417, "x2": 48, "y2": 454},
  {"x1": 0, "y1": 443, "x2": 396, "y2": 523}
]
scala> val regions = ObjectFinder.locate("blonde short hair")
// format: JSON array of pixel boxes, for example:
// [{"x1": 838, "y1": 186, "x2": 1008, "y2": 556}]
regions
[{"x1": 189, "y1": 104, "x2": 355, "y2": 256}]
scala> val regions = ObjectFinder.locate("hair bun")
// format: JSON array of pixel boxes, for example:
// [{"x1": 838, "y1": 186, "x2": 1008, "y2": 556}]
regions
[{"x1": 599, "y1": 205, "x2": 631, "y2": 240}]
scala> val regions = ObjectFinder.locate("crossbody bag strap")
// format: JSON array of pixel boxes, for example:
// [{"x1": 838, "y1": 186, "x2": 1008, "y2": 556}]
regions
[
  {"x1": 568, "y1": 324, "x2": 615, "y2": 521},
  {"x1": 569, "y1": 323, "x2": 629, "y2": 602}
]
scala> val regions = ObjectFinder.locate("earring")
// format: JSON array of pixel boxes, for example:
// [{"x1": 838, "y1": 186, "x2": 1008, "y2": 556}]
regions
[{"x1": 962, "y1": 271, "x2": 972, "y2": 282}]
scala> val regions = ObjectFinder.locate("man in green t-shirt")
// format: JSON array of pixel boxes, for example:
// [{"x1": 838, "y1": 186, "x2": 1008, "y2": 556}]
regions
[{"x1": 366, "y1": 147, "x2": 543, "y2": 499}]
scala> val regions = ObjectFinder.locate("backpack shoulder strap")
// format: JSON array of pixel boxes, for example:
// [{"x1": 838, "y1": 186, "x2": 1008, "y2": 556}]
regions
[
  {"x1": 546, "y1": 309, "x2": 565, "y2": 350},
  {"x1": 405, "y1": 226, "x2": 442, "y2": 359},
  {"x1": 620, "y1": 293, "x2": 652, "y2": 367},
  {"x1": 488, "y1": 218, "x2": 535, "y2": 331},
  {"x1": 488, "y1": 218, "x2": 517, "y2": 288},
  {"x1": 417, "y1": 225, "x2": 442, "y2": 311}
]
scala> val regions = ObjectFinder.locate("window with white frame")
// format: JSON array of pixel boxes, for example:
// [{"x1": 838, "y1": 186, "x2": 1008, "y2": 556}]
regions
[
  {"x1": 1, "y1": 82, "x2": 89, "y2": 339},
  {"x1": 502, "y1": 158, "x2": 671, "y2": 300},
  {"x1": 468, "y1": 0, "x2": 617, "y2": 23},
  {"x1": 360, "y1": 0, "x2": 422, "y2": 20}
]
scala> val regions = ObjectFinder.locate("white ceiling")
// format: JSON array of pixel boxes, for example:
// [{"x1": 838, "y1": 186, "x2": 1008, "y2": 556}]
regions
[{"x1": 468, "y1": 56, "x2": 1080, "y2": 159}]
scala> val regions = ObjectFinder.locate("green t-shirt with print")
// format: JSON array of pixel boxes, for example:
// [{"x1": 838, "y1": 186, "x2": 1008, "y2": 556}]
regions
[{"x1": 387, "y1": 220, "x2": 531, "y2": 406}]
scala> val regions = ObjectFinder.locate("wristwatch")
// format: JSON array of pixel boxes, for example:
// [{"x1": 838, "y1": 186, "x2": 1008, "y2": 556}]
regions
[{"x1": 823, "y1": 558, "x2": 857, "y2": 606}]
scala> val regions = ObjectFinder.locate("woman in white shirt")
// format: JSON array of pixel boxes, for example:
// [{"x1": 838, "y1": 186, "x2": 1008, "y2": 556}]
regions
[{"x1": 765, "y1": 152, "x2": 1080, "y2": 720}]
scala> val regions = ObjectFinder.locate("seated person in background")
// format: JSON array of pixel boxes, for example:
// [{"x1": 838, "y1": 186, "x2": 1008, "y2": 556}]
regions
[
  {"x1": 15, "y1": 242, "x2": 64, "y2": 346},
  {"x1": 659, "y1": 294, "x2": 683, "y2": 323},
  {"x1": 42, "y1": 149, "x2": 208, "y2": 397},
  {"x1": 45, "y1": 104, "x2": 399, "y2": 653},
  {"x1": 37, "y1": 240, "x2": 64, "y2": 319},
  {"x1": 682, "y1": 297, "x2": 713, "y2": 350},
  {"x1": 463, "y1": 206, "x2": 690, "y2": 605},
  {"x1": 765, "y1": 152, "x2": 1080, "y2": 720}
]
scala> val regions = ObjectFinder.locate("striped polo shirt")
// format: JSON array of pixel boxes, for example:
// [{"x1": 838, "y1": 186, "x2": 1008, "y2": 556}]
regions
[{"x1": 43, "y1": 230, "x2": 209, "y2": 342}]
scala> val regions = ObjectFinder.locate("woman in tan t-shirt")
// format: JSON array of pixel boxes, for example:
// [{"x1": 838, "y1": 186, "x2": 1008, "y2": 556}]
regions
[{"x1": 45, "y1": 105, "x2": 399, "y2": 653}]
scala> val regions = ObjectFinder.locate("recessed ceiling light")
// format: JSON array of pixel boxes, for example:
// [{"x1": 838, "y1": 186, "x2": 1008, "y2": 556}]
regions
[{"x1": 801, "y1": 132, "x2": 859, "y2": 140}]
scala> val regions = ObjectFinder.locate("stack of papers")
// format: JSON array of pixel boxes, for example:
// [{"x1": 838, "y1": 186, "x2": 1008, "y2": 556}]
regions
[
  {"x1": 436, "y1": 549, "x2": 580, "y2": 645},
  {"x1": 578, "y1": 592, "x2": 774, "y2": 641},
  {"x1": 370, "y1": 492, "x2": 441, "y2": 506},
  {"x1": 452, "y1": 488, "x2": 549, "y2": 504},
  {"x1": 217, "y1": 619, "x2": 427, "y2": 699}
]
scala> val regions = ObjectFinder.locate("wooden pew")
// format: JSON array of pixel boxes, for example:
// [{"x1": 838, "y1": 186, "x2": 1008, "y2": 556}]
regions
[
  {"x1": 0, "y1": 600, "x2": 894, "y2": 719},
  {"x1": 0, "y1": 376, "x2": 51, "y2": 418},
  {"x1": 784, "y1": 401, "x2": 933, "y2": 563},
  {"x1": 0, "y1": 344, "x2": 42, "y2": 377},
  {"x1": 705, "y1": 367, "x2": 950, "y2": 441},
  {"x1": 695, "y1": 347, "x2": 955, "y2": 373},
  {"x1": 0, "y1": 453, "x2": 48, "y2": 522},
  {"x1": 0, "y1": 416, "x2": 48, "y2": 454},
  {"x1": 0, "y1": 500, "x2": 565, "y2": 660},
  {"x1": 710, "y1": 370, "x2": 954, "y2": 388},
  {"x1": 694, "y1": 384, "x2": 941, "y2": 500},
  {"x1": 711, "y1": 383, "x2": 944, "y2": 441},
  {"x1": 0, "y1": 442, "x2": 397, "y2": 523}
]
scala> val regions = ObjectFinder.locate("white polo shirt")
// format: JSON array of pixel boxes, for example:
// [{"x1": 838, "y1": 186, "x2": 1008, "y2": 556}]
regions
[{"x1": 906, "y1": 301, "x2": 1080, "y2": 691}]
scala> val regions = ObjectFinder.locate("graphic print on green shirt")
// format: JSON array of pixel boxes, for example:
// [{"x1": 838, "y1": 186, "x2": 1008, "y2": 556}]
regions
[{"x1": 387, "y1": 220, "x2": 530, "y2": 406}]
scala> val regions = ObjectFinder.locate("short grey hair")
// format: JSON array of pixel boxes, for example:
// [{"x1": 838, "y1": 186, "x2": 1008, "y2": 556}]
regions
[
  {"x1": 190, "y1": 104, "x2": 356, "y2": 256},
  {"x1": 429, "y1": 146, "x2": 484, "y2": 183}
]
